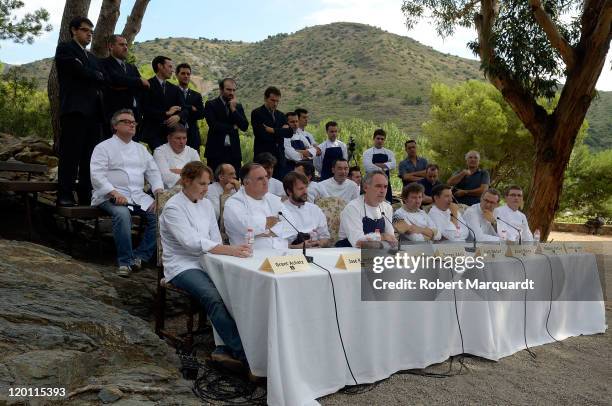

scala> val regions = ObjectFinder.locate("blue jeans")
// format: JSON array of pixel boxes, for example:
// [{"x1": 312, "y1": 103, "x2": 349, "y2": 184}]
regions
[
  {"x1": 98, "y1": 200, "x2": 157, "y2": 267},
  {"x1": 171, "y1": 268, "x2": 246, "y2": 362}
]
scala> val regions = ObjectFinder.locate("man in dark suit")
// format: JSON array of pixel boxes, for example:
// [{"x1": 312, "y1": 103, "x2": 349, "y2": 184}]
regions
[
  {"x1": 54, "y1": 16, "x2": 106, "y2": 206},
  {"x1": 175, "y1": 63, "x2": 205, "y2": 152},
  {"x1": 250, "y1": 86, "x2": 293, "y2": 180},
  {"x1": 100, "y1": 34, "x2": 149, "y2": 138},
  {"x1": 203, "y1": 78, "x2": 249, "y2": 173},
  {"x1": 140, "y1": 55, "x2": 187, "y2": 151}
]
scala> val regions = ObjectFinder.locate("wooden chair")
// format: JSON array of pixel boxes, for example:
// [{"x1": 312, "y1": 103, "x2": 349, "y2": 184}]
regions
[{"x1": 153, "y1": 186, "x2": 208, "y2": 352}]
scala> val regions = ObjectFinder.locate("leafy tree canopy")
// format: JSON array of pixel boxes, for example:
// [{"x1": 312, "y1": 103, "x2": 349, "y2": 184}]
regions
[{"x1": 0, "y1": 0, "x2": 51, "y2": 45}]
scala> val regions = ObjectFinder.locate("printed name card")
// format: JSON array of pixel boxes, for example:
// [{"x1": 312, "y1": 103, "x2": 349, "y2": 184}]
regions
[
  {"x1": 505, "y1": 244, "x2": 537, "y2": 257},
  {"x1": 259, "y1": 254, "x2": 310, "y2": 274},
  {"x1": 335, "y1": 252, "x2": 362, "y2": 271},
  {"x1": 536, "y1": 242, "x2": 567, "y2": 255},
  {"x1": 563, "y1": 242, "x2": 585, "y2": 254},
  {"x1": 434, "y1": 244, "x2": 466, "y2": 258},
  {"x1": 475, "y1": 244, "x2": 506, "y2": 260}
]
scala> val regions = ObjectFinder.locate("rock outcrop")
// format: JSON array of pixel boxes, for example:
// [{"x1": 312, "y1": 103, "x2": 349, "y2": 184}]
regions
[{"x1": 0, "y1": 240, "x2": 199, "y2": 405}]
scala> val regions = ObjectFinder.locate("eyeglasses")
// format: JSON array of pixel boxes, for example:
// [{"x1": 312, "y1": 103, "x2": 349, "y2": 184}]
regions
[{"x1": 117, "y1": 119, "x2": 137, "y2": 126}]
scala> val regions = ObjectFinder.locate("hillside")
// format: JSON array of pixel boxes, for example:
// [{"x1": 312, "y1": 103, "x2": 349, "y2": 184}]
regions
[{"x1": 12, "y1": 22, "x2": 612, "y2": 149}]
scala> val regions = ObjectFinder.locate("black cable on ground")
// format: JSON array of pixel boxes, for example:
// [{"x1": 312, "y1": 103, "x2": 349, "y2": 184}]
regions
[{"x1": 508, "y1": 256, "x2": 538, "y2": 359}]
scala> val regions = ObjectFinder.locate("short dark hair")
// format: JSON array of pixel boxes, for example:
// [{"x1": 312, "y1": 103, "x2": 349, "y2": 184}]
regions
[
  {"x1": 167, "y1": 124, "x2": 187, "y2": 136},
  {"x1": 264, "y1": 86, "x2": 281, "y2": 98},
  {"x1": 332, "y1": 158, "x2": 348, "y2": 168},
  {"x1": 295, "y1": 108, "x2": 308, "y2": 118},
  {"x1": 405, "y1": 139, "x2": 416, "y2": 146},
  {"x1": 432, "y1": 184, "x2": 451, "y2": 198},
  {"x1": 219, "y1": 77, "x2": 236, "y2": 90},
  {"x1": 426, "y1": 163, "x2": 439, "y2": 171},
  {"x1": 349, "y1": 166, "x2": 361, "y2": 176},
  {"x1": 295, "y1": 161, "x2": 315, "y2": 179},
  {"x1": 107, "y1": 34, "x2": 125, "y2": 46},
  {"x1": 286, "y1": 111, "x2": 298, "y2": 119},
  {"x1": 373, "y1": 129, "x2": 386, "y2": 138},
  {"x1": 239, "y1": 162, "x2": 263, "y2": 183},
  {"x1": 254, "y1": 152, "x2": 277, "y2": 167},
  {"x1": 69, "y1": 17, "x2": 93, "y2": 37},
  {"x1": 505, "y1": 185, "x2": 523, "y2": 196},
  {"x1": 283, "y1": 171, "x2": 309, "y2": 195},
  {"x1": 152, "y1": 56, "x2": 171, "y2": 73},
  {"x1": 401, "y1": 182, "x2": 425, "y2": 200},
  {"x1": 483, "y1": 188, "x2": 501, "y2": 200},
  {"x1": 325, "y1": 121, "x2": 338, "y2": 131},
  {"x1": 175, "y1": 63, "x2": 191, "y2": 75}
]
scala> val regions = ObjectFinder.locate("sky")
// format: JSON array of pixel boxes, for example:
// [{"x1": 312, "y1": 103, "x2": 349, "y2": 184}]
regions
[{"x1": 1, "y1": 0, "x2": 611, "y2": 90}]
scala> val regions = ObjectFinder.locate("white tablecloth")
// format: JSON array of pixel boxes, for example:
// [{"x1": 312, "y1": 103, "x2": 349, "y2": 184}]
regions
[{"x1": 202, "y1": 249, "x2": 607, "y2": 406}]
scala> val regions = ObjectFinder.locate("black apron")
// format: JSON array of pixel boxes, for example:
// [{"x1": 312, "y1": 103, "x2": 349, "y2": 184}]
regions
[
  {"x1": 287, "y1": 139, "x2": 307, "y2": 171},
  {"x1": 320, "y1": 146, "x2": 343, "y2": 180},
  {"x1": 335, "y1": 201, "x2": 386, "y2": 247}
]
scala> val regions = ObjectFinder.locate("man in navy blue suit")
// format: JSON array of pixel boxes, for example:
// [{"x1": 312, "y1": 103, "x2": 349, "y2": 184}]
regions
[{"x1": 54, "y1": 16, "x2": 106, "y2": 206}]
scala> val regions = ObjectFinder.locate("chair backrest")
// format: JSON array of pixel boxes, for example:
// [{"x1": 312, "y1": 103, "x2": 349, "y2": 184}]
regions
[
  {"x1": 315, "y1": 196, "x2": 347, "y2": 245},
  {"x1": 155, "y1": 185, "x2": 182, "y2": 267},
  {"x1": 218, "y1": 193, "x2": 232, "y2": 244}
]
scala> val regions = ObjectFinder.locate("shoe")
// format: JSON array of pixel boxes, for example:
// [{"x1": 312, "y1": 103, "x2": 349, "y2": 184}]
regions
[
  {"x1": 210, "y1": 351, "x2": 245, "y2": 374},
  {"x1": 117, "y1": 265, "x2": 131, "y2": 277},
  {"x1": 131, "y1": 258, "x2": 142, "y2": 271},
  {"x1": 248, "y1": 370, "x2": 267, "y2": 386},
  {"x1": 56, "y1": 196, "x2": 77, "y2": 207}
]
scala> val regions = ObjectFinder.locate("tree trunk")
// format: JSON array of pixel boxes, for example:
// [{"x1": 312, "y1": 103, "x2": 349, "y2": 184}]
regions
[
  {"x1": 90, "y1": 0, "x2": 122, "y2": 58},
  {"x1": 48, "y1": 0, "x2": 92, "y2": 152},
  {"x1": 121, "y1": 0, "x2": 150, "y2": 45}
]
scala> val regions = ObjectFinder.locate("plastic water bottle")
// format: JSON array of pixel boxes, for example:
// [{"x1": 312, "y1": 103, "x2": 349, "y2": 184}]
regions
[
  {"x1": 373, "y1": 228, "x2": 382, "y2": 242},
  {"x1": 455, "y1": 223, "x2": 461, "y2": 239},
  {"x1": 311, "y1": 229, "x2": 319, "y2": 242},
  {"x1": 534, "y1": 229, "x2": 541, "y2": 243},
  {"x1": 500, "y1": 229, "x2": 507, "y2": 241},
  {"x1": 245, "y1": 228, "x2": 254, "y2": 248}
]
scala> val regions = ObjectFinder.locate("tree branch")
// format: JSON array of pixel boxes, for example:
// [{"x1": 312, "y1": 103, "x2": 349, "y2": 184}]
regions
[
  {"x1": 121, "y1": 0, "x2": 150, "y2": 45},
  {"x1": 529, "y1": 0, "x2": 576, "y2": 70}
]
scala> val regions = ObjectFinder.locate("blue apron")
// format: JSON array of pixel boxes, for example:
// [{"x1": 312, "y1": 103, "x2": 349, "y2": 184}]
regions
[
  {"x1": 372, "y1": 152, "x2": 393, "y2": 203},
  {"x1": 335, "y1": 201, "x2": 386, "y2": 247},
  {"x1": 320, "y1": 146, "x2": 343, "y2": 180},
  {"x1": 287, "y1": 139, "x2": 307, "y2": 171}
]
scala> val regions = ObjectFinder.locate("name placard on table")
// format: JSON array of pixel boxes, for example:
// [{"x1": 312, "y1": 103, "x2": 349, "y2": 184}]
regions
[
  {"x1": 506, "y1": 244, "x2": 537, "y2": 257},
  {"x1": 475, "y1": 243, "x2": 506, "y2": 261},
  {"x1": 536, "y1": 242, "x2": 567, "y2": 255},
  {"x1": 335, "y1": 252, "x2": 362, "y2": 271},
  {"x1": 563, "y1": 242, "x2": 586, "y2": 254},
  {"x1": 434, "y1": 244, "x2": 466, "y2": 258},
  {"x1": 260, "y1": 254, "x2": 310, "y2": 274}
]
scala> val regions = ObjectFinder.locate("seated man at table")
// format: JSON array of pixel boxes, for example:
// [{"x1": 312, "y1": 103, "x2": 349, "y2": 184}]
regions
[
  {"x1": 206, "y1": 163, "x2": 241, "y2": 220},
  {"x1": 318, "y1": 158, "x2": 360, "y2": 203},
  {"x1": 392, "y1": 183, "x2": 440, "y2": 242},
  {"x1": 223, "y1": 163, "x2": 298, "y2": 250},
  {"x1": 463, "y1": 188, "x2": 501, "y2": 242},
  {"x1": 90, "y1": 109, "x2": 163, "y2": 276},
  {"x1": 159, "y1": 161, "x2": 252, "y2": 371},
  {"x1": 493, "y1": 185, "x2": 534, "y2": 242},
  {"x1": 294, "y1": 161, "x2": 328, "y2": 203},
  {"x1": 336, "y1": 170, "x2": 397, "y2": 247},
  {"x1": 427, "y1": 184, "x2": 470, "y2": 242},
  {"x1": 254, "y1": 152, "x2": 286, "y2": 198},
  {"x1": 153, "y1": 124, "x2": 200, "y2": 189},
  {"x1": 282, "y1": 171, "x2": 330, "y2": 248}
]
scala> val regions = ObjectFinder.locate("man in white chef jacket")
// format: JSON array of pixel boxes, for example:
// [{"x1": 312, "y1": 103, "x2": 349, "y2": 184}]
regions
[
  {"x1": 463, "y1": 188, "x2": 502, "y2": 242},
  {"x1": 223, "y1": 163, "x2": 298, "y2": 250},
  {"x1": 318, "y1": 158, "x2": 360, "y2": 203},
  {"x1": 206, "y1": 163, "x2": 241, "y2": 220},
  {"x1": 494, "y1": 185, "x2": 534, "y2": 242},
  {"x1": 281, "y1": 171, "x2": 330, "y2": 248},
  {"x1": 427, "y1": 184, "x2": 470, "y2": 242},
  {"x1": 153, "y1": 124, "x2": 200, "y2": 189},
  {"x1": 90, "y1": 109, "x2": 164, "y2": 276}
]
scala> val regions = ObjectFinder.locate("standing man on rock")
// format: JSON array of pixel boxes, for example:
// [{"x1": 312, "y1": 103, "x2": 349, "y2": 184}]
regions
[
  {"x1": 204, "y1": 78, "x2": 249, "y2": 173},
  {"x1": 55, "y1": 16, "x2": 106, "y2": 207},
  {"x1": 251, "y1": 86, "x2": 293, "y2": 180}
]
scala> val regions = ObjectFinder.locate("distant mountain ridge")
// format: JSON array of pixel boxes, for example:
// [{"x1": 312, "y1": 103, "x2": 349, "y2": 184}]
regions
[{"x1": 11, "y1": 22, "x2": 612, "y2": 150}]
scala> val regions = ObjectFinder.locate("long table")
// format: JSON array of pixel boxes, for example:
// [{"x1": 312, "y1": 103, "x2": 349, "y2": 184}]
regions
[{"x1": 201, "y1": 248, "x2": 607, "y2": 406}]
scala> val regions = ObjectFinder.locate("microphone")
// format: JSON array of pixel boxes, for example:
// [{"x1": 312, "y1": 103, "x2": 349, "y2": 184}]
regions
[
  {"x1": 278, "y1": 211, "x2": 313, "y2": 263},
  {"x1": 110, "y1": 197, "x2": 141, "y2": 210},
  {"x1": 380, "y1": 212, "x2": 400, "y2": 250},
  {"x1": 496, "y1": 216, "x2": 522, "y2": 245},
  {"x1": 451, "y1": 213, "x2": 476, "y2": 252}
]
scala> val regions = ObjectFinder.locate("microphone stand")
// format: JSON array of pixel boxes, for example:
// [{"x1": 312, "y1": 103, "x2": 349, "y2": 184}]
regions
[
  {"x1": 381, "y1": 212, "x2": 403, "y2": 251},
  {"x1": 451, "y1": 213, "x2": 477, "y2": 252},
  {"x1": 496, "y1": 216, "x2": 522, "y2": 245},
  {"x1": 278, "y1": 211, "x2": 313, "y2": 263}
]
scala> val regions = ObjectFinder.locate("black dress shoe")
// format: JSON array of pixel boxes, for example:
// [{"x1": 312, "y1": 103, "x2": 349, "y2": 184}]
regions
[{"x1": 56, "y1": 197, "x2": 77, "y2": 207}]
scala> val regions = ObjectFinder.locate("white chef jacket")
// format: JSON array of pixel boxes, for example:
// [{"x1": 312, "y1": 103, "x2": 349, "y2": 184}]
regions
[
  {"x1": 205, "y1": 181, "x2": 237, "y2": 220},
  {"x1": 427, "y1": 205, "x2": 470, "y2": 241},
  {"x1": 318, "y1": 177, "x2": 360, "y2": 203},
  {"x1": 393, "y1": 206, "x2": 441, "y2": 241},
  {"x1": 153, "y1": 143, "x2": 200, "y2": 189},
  {"x1": 463, "y1": 203, "x2": 501, "y2": 242},
  {"x1": 338, "y1": 195, "x2": 394, "y2": 247},
  {"x1": 282, "y1": 199, "x2": 330, "y2": 240},
  {"x1": 493, "y1": 205, "x2": 534, "y2": 242},
  {"x1": 363, "y1": 147, "x2": 397, "y2": 173}
]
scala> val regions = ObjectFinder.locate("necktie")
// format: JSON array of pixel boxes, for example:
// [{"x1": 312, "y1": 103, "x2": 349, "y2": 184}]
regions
[
  {"x1": 161, "y1": 81, "x2": 166, "y2": 95},
  {"x1": 120, "y1": 61, "x2": 127, "y2": 73}
]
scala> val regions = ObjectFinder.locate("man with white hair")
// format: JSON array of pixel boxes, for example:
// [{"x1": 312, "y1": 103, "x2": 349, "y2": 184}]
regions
[{"x1": 447, "y1": 150, "x2": 490, "y2": 206}]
